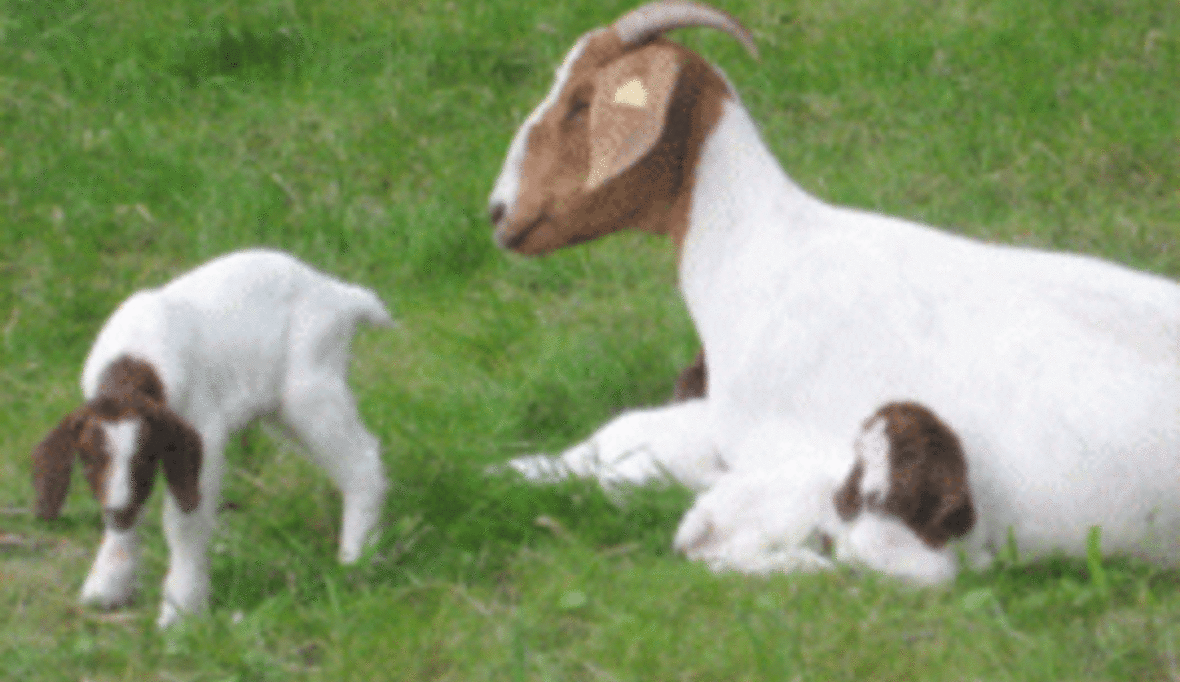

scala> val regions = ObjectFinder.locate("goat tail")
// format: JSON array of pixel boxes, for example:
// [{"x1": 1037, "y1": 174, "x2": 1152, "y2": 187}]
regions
[{"x1": 338, "y1": 282, "x2": 395, "y2": 328}]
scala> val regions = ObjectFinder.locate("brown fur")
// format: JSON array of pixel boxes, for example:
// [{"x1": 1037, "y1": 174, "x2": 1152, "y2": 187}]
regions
[
  {"x1": 499, "y1": 31, "x2": 732, "y2": 260},
  {"x1": 672, "y1": 349, "x2": 708, "y2": 400},
  {"x1": 833, "y1": 402, "x2": 976, "y2": 549},
  {"x1": 833, "y1": 458, "x2": 864, "y2": 523},
  {"x1": 31, "y1": 409, "x2": 87, "y2": 520},
  {"x1": 31, "y1": 355, "x2": 202, "y2": 528}
]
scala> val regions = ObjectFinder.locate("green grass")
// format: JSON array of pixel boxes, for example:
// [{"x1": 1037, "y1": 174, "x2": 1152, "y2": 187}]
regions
[{"x1": 2, "y1": 0, "x2": 1178, "y2": 679}]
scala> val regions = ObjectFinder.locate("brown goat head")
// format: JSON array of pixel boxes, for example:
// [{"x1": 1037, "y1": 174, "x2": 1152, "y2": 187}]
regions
[
  {"x1": 489, "y1": 2, "x2": 756, "y2": 255},
  {"x1": 31, "y1": 356, "x2": 202, "y2": 528},
  {"x1": 834, "y1": 401, "x2": 976, "y2": 548}
]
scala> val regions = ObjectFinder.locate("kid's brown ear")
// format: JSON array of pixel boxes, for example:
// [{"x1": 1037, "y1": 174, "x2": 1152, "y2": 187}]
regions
[
  {"x1": 587, "y1": 44, "x2": 682, "y2": 190},
  {"x1": 876, "y1": 402, "x2": 977, "y2": 548},
  {"x1": 921, "y1": 466, "x2": 976, "y2": 547},
  {"x1": 833, "y1": 459, "x2": 865, "y2": 522},
  {"x1": 31, "y1": 409, "x2": 87, "y2": 520},
  {"x1": 144, "y1": 404, "x2": 203, "y2": 514}
]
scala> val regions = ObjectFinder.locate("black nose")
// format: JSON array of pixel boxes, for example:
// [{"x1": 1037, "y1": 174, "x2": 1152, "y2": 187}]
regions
[{"x1": 489, "y1": 202, "x2": 506, "y2": 226}]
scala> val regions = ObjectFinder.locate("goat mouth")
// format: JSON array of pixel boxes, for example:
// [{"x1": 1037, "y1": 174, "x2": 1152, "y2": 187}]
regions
[
  {"x1": 499, "y1": 214, "x2": 546, "y2": 252},
  {"x1": 106, "y1": 505, "x2": 141, "y2": 531}
]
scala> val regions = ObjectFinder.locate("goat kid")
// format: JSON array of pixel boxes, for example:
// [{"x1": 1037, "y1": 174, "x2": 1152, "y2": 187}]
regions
[
  {"x1": 676, "y1": 402, "x2": 976, "y2": 583},
  {"x1": 32, "y1": 249, "x2": 392, "y2": 627},
  {"x1": 489, "y1": 1, "x2": 1180, "y2": 579}
]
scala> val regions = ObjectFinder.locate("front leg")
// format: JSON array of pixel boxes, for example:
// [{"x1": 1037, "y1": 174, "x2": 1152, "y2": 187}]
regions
[
  {"x1": 674, "y1": 461, "x2": 844, "y2": 575},
  {"x1": 508, "y1": 399, "x2": 724, "y2": 491},
  {"x1": 157, "y1": 430, "x2": 224, "y2": 628},
  {"x1": 157, "y1": 493, "x2": 214, "y2": 627},
  {"x1": 80, "y1": 526, "x2": 141, "y2": 608}
]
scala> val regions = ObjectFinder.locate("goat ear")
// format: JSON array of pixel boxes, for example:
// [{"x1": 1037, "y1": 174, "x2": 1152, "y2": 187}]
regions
[
  {"x1": 144, "y1": 405, "x2": 203, "y2": 514},
  {"x1": 587, "y1": 45, "x2": 682, "y2": 190},
  {"x1": 31, "y1": 409, "x2": 87, "y2": 520},
  {"x1": 924, "y1": 474, "x2": 976, "y2": 547},
  {"x1": 833, "y1": 459, "x2": 864, "y2": 522}
]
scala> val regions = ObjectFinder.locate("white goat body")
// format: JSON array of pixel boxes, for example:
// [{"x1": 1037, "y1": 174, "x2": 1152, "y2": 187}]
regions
[
  {"x1": 489, "y1": 1, "x2": 1180, "y2": 579},
  {"x1": 32, "y1": 248, "x2": 391, "y2": 626}
]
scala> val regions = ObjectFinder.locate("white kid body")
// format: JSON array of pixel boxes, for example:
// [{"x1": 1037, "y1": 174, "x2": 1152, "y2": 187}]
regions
[{"x1": 34, "y1": 249, "x2": 391, "y2": 626}]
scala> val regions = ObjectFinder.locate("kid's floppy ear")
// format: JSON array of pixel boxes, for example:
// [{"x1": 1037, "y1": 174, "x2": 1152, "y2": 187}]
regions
[
  {"x1": 586, "y1": 44, "x2": 682, "y2": 190},
  {"x1": 31, "y1": 409, "x2": 87, "y2": 520},
  {"x1": 921, "y1": 468, "x2": 976, "y2": 547},
  {"x1": 833, "y1": 459, "x2": 865, "y2": 522},
  {"x1": 143, "y1": 403, "x2": 203, "y2": 514}
]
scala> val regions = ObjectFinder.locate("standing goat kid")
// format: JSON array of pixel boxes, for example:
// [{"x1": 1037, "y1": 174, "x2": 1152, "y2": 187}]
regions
[
  {"x1": 32, "y1": 249, "x2": 391, "y2": 627},
  {"x1": 488, "y1": 1, "x2": 1180, "y2": 580}
]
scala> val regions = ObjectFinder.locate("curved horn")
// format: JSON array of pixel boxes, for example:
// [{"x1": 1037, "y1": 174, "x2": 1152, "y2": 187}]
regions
[{"x1": 612, "y1": 1, "x2": 759, "y2": 59}]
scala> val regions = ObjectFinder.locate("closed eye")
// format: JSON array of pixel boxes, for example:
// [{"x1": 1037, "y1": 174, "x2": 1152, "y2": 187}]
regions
[
  {"x1": 564, "y1": 83, "x2": 593, "y2": 123},
  {"x1": 566, "y1": 98, "x2": 589, "y2": 122}
]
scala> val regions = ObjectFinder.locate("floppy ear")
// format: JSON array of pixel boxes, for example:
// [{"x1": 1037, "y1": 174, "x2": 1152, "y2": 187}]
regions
[
  {"x1": 587, "y1": 44, "x2": 682, "y2": 190},
  {"x1": 143, "y1": 404, "x2": 203, "y2": 513},
  {"x1": 881, "y1": 403, "x2": 977, "y2": 548},
  {"x1": 31, "y1": 409, "x2": 87, "y2": 520},
  {"x1": 833, "y1": 459, "x2": 865, "y2": 522},
  {"x1": 921, "y1": 468, "x2": 976, "y2": 547}
]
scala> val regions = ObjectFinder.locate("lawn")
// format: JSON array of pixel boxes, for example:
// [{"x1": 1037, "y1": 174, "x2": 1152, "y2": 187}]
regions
[{"x1": 1, "y1": 0, "x2": 1178, "y2": 679}]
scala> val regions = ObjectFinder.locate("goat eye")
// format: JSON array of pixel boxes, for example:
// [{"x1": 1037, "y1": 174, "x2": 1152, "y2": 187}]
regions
[{"x1": 566, "y1": 100, "x2": 589, "y2": 122}]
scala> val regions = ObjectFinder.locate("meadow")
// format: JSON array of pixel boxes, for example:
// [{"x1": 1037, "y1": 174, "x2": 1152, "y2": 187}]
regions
[{"x1": 1, "y1": 0, "x2": 1178, "y2": 679}]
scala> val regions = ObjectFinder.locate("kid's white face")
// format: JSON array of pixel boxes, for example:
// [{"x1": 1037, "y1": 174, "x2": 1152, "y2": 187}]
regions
[
  {"x1": 98, "y1": 417, "x2": 143, "y2": 514},
  {"x1": 854, "y1": 416, "x2": 891, "y2": 505}
]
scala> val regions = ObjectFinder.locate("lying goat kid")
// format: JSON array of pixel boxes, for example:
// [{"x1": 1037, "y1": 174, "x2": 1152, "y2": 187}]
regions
[{"x1": 677, "y1": 402, "x2": 976, "y2": 583}]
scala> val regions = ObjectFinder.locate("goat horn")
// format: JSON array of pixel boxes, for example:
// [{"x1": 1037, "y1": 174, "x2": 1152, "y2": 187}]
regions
[{"x1": 612, "y1": 1, "x2": 759, "y2": 59}]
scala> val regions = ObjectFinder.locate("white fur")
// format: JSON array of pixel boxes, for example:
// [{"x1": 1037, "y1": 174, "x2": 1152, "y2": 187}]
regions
[
  {"x1": 838, "y1": 513, "x2": 958, "y2": 586},
  {"x1": 78, "y1": 248, "x2": 392, "y2": 627},
  {"x1": 80, "y1": 527, "x2": 139, "y2": 608},
  {"x1": 854, "y1": 417, "x2": 890, "y2": 503},
  {"x1": 99, "y1": 418, "x2": 141, "y2": 512},
  {"x1": 492, "y1": 29, "x2": 1180, "y2": 580},
  {"x1": 508, "y1": 398, "x2": 724, "y2": 491},
  {"x1": 673, "y1": 426, "x2": 847, "y2": 575}
]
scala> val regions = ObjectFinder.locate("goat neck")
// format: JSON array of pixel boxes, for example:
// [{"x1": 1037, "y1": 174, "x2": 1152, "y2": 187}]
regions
[{"x1": 677, "y1": 97, "x2": 817, "y2": 371}]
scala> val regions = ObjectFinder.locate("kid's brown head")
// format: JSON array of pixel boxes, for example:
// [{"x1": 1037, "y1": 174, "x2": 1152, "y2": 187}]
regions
[
  {"x1": 834, "y1": 401, "x2": 976, "y2": 548},
  {"x1": 32, "y1": 356, "x2": 202, "y2": 529}
]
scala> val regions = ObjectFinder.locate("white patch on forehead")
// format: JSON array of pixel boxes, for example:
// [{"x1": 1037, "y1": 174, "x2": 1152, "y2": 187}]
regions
[
  {"x1": 101, "y1": 418, "x2": 142, "y2": 510},
  {"x1": 855, "y1": 416, "x2": 891, "y2": 502},
  {"x1": 488, "y1": 31, "x2": 598, "y2": 216}
]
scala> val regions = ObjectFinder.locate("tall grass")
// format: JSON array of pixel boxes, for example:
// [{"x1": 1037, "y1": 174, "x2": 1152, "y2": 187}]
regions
[{"x1": 1, "y1": 0, "x2": 1177, "y2": 679}]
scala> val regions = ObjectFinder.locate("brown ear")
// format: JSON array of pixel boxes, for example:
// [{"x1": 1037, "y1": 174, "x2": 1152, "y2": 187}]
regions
[
  {"x1": 31, "y1": 409, "x2": 87, "y2": 520},
  {"x1": 877, "y1": 402, "x2": 977, "y2": 548},
  {"x1": 143, "y1": 404, "x2": 203, "y2": 514},
  {"x1": 587, "y1": 44, "x2": 682, "y2": 190},
  {"x1": 833, "y1": 459, "x2": 865, "y2": 522},
  {"x1": 920, "y1": 467, "x2": 976, "y2": 547}
]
